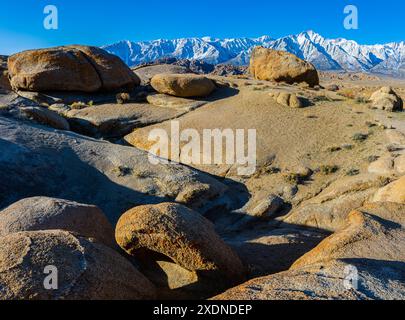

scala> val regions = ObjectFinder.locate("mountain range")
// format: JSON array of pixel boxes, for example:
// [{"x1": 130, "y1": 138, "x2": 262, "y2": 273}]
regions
[{"x1": 102, "y1": 31, "x2": 405, "y2": 77}]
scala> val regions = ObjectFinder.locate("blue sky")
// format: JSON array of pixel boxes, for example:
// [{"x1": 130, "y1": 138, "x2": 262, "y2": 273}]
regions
[{"x1": 0, "y1": 0, "x2": 404, "y2": 55}]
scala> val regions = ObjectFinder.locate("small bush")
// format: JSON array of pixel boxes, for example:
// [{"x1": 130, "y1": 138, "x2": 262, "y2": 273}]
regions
[
  {"x1": 352, "y1": 133, "x2": 369, "y2": 142},
  {"x1": 319, "y1": 165, "x2": 339, "y2": 175},
  {"x1": 283, "y1": 172, "x2": 307, "y2": 184},
  {"x1": 327, "y1": 146, "x2": 342, "y2": 153},
  {"x1": 313, "y1": 95, "x2": 332, "y2": 103},
  {"x1": 346, "y1": 168, "x2": 360, "y2": 176},
  {"x1": 70, "y1": 101, "x2": 88, "y2": 110},
  {"x1": 112, "y1": 166, "x2": 133, "y2": 177},
  {"x1": 116, "y1": 93, "x2": 131, "y2": 104},
  {"x1": 367, "y1": 155, "x2": 379, "y2": 163},
  {"x1": 355, "y1": 97, "x2": 369, "y2": 104}
]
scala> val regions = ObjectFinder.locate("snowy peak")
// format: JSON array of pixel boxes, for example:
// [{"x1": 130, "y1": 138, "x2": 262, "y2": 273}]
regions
[{"x1": 103, "y1": 31, "x2": 405, "y2": 77}]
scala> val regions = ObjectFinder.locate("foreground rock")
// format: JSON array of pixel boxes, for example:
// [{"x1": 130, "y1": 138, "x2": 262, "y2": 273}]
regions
[
  {"x1": 8, "y1": 46, "x2": 140, "y2": 92},
  {"x1": 249, "y1": 47, "x2": 319, "y2": 87},
  {"x1": 0, "y1": 197, "x2": 115, "y2": 247},
  {"x1": 0, "y1": 116, "x2": 227, "y2": 224},
  {"x1": 66, "y1": 102, "x2": 184, "y2": 138},
  {"x1": 370, "y1": 87, "x2": 403, "y2": 112},
  {"x1": 281, "y1": 174, "x2": 388, "y2": 232},
  {"x1": 146, "y1": 93, "x2": 207, "y2": 111},
  {"x1": 0, "y1": 230, "x2": 156, "y2": 300},
  {"x1": 20, "y1": 106, "x2": 70, "y2": 131},
  {"x1": 133, "y1": 64, "x2": 191, "y2": 85},
  {"x1": 116, "y1": 203, "x2": 245, "y2": 298},
  {"x1": 215, "y1": 202, "x2": 405, "y2": 300},
  {"x1": 151, "y1": 74, "x2": 216, "y2": 98},
  {"x1": 371, "y1": 176, "x2": 405, "y2": 204}
]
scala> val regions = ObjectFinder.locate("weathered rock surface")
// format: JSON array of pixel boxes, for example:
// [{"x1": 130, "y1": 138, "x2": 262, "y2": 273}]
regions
[
  {"x1": 20, "y1": 106, "x2": 70, "y2": 131},
  {"x1": 249, "y1": 47, "x2": 319, "y2": 87},
  {"x1": 281, "y1": 174, "x2": 387, "y2": 232},
  {"x1": 371, "y1": 176, "x2": 405, "y2": 204},
  {"x1": 0, "y1": 116, "x2": 227, "y2": 224},
  {"x1": 65, "y1": 102, "x2": 184, "y2": 138},
  {"x1": 215, "y1": 202, "x2": 405, "y2": 300},
  {"x1": 116, "y1": 203, "x2": 245, "y2": 296},
  {"x1": 151, "y1": 74, "x2": 216, "y2": 98},
  {"x1": 0, "y1": 197, "x2": 115, "y2": 247},
  {"x1": 8, "y1": 46, "x2": 139, "y2": 92},
  {"x1": 133, "y1": 64, "x2": 191, "y2": 85},
  {"x1": 225, "y1": 226, "x2": 326, "y2": 278},
  {"x1": 0, "y1": 230, "x2": 156, "y2": 300},
  {"x1": 146, "y1": 93, "x2": 207, "y2": 111},
  {"x1": 370, "y1": 87, "x2": 403, "y2": 112}
]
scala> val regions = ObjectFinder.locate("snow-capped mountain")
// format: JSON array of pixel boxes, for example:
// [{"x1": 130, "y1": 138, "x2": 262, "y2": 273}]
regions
[{"x1": 103, "y1": 31, "x2": 405, "y2": 77}]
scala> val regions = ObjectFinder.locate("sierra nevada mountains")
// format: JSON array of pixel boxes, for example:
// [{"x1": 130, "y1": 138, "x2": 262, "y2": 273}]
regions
[{"x1": 103, "y1": 31, "x2": 405, "y2": 77}]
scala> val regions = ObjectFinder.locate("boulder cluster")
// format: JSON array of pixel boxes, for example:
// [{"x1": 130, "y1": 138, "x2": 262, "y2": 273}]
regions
[{"x1": 0, "y1": 43, "x2": 405, "y2": 301}]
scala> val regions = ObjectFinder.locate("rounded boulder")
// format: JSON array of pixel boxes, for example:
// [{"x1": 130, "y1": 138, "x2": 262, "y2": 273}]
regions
[
  {"x1": 0, "y1": 230, "x2": 156, "y2": 300},
  {"x1": 151, "y1": 74, "x2": 216, "y2": 98}
]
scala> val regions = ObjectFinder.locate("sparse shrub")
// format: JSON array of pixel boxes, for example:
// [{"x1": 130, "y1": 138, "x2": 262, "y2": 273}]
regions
[
  {"x1": 283, "y1": 172, "x2": 308, "y2": 184},
  {"x1": 112, "y1": 166, "x2": 133, "y2": 177},
  {"x1": 355, "y1": 97, "x2": 369, "y2": 104},
  {"x1": 386, "y1": 144, "x2": 402, "y2": 152},
  {"x1": 365, "y1": 121, "x2": 377, "y2": 128},
  {"x1": 327, "y1": 146, "x2": 342, "y2": 153},
  {"x1": 367, "y1": 155, "x2": 379, "y2": 163},
  {"x1": 318, "y1": 165, "x2": 339, "y2": 175},
  {"x1": 377, "y1": 176, "x2": 391, "y2": 187},
  {"x1": 70, "y1": 101, "x2": 88, "y2": 110},
  {"x1": 134, "y1": 170, "x2": 152, "y2": 179},
  {"x1": 116, "y1": 93, "x2": 131, "y2": 104},
  {"x1": 346, "y1": 168, "x2": 360, "y2": 176},
  {"x1": 253, "y1": 166, "x2": 280, "y2": 178},
  {"x1": 313, "y1": 95, "x2": 332, "y2": 103},
  {"x1": 352, "y1": 133, "x2": 369, "y2": 142}
]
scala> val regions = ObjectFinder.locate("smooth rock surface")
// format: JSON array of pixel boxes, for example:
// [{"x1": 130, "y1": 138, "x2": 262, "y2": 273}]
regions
[{"x1": 0, "y1": 116, "x2": 227, "y2": 224}]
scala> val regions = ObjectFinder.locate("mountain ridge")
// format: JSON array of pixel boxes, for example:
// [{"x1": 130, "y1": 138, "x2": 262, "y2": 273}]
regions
[{"x1": 102, "y1": 31, "x2": 405, "y2": 77}]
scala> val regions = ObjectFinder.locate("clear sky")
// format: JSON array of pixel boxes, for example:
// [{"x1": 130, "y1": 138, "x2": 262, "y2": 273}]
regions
[{"x1": 0, "y1": 0, "x2": 404, "y2": 55}]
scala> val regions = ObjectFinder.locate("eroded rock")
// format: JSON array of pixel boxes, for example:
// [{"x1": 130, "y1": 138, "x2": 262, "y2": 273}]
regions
[
  {"x1": 370, "y1": 87, "x2": 403, "y2": 112},
  {"x1": 8, "y1": 46, "x2": 139, "y2": 92},
  {"x1": 0, "y1": 230, "x2": 156, "y2": 300},
  {"x1": 151, "y1": 74, "x2": 216, "y2": 98},
  {"x1": 215, "y1": 202, "x2": 405, "y2": 300},
  {"x1": 116, "y1": 203, "x2": 245, "y2": 297},
  {"x1": 0, "y1": 197, "x2": 115, "y2": 247},
  {"x1": 250, "y1": 47, "x2": 319, "y2": 87}
]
